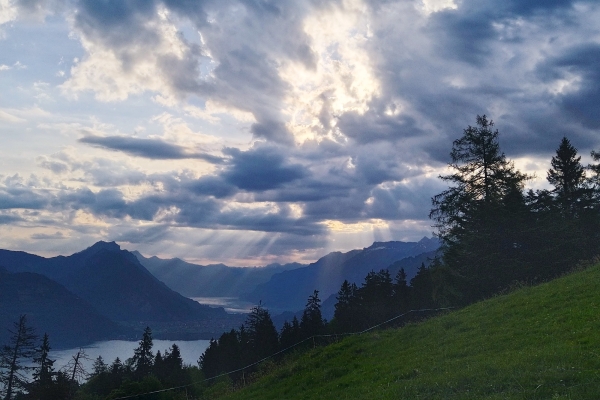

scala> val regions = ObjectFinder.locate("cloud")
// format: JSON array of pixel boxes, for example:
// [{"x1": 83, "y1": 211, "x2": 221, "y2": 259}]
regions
[
  {"x1": 79, "y1": 134, "x2": 225, "y2": 162},
  {"x1": 31, "y1": 231, "x2": 66, "y2": 240},
  {"x1": 0, "y1": 186, "x2": 49, "y2": 210},
  {"x1": 538, "y1": 43, "x2": 600, "y2": 129},
  {"x1": 2, "y1": 0, "x2": 600, "y2": 265},
  {"x1": 222, "y1": 146, "x2": 308, "y2": 191},
  {"x1": 0, "y1": 213, "x2": 24, "y2": 224}
]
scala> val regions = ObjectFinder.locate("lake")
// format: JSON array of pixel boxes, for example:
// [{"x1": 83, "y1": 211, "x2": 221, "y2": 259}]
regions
[
  {"x1": 192, "y1": 296, "x2": 255, "y2": 314},
  {"x1": 51, "y1": 339, "x2": 210, "y2": 378}
]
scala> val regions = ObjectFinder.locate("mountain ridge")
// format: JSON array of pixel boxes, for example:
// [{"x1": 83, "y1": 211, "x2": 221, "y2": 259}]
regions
[{"x1": 243, "y1": 237, "x2": 440, "y2": 313}]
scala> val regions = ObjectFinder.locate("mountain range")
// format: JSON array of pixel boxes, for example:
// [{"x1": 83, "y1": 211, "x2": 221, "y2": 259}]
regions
[
  {"x1": 242, "y1": 237, "x2": 440, "y2": 314},
  {"x1": 132, "y1": 252, "x2": 303, "y2": 298},
  {"x1": 0, "y1": 242, "x2": 243, "y2": 348},
  {"x1": 0, "y1": 237, "x2": 439, "y2": 348}
]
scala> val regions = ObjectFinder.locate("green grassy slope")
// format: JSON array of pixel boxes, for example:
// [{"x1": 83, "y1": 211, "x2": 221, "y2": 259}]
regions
[{"x1": 218, "y1": 264, "x2": 600, "y2": 399}]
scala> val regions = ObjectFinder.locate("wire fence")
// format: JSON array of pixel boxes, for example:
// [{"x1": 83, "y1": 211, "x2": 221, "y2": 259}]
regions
[{"x1": 112, "y1": 307, "x2": 453, "y2": 399}]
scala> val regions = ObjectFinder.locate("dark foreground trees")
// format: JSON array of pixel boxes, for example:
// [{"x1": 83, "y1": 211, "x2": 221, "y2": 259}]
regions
[
  {"x1": 429, "y1": 115, "x2": 530, "y2": 303},
  {"x1": 431, "y1": 116, "x2": 600, "y2": 304},
  {"x1": 0, "y1": 315, "x2": 38, "y2": 400}
]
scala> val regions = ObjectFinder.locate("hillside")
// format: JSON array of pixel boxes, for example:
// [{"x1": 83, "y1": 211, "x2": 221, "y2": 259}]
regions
[
  {"x1": 0, "y1": 269, "x2": 126, "y2": 349},
  {"x1": 217, "y1": 263, "x2": 600, "y2": 399}
]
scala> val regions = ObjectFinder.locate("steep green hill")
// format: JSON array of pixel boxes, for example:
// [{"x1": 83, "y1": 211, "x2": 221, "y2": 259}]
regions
[{"x1": 216, "y1": 263, "x2": 600, "y2": 399}]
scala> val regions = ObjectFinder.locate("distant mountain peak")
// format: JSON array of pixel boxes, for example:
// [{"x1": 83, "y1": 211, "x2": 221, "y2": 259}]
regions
[{"x1": 79, "y1": 241, "x2": 121, "y2": 255}]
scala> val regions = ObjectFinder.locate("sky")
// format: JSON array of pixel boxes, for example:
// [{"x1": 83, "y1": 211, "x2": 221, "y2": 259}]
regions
[{"x1": 0, "y1": 0, "x2": 599, "y2": 266}]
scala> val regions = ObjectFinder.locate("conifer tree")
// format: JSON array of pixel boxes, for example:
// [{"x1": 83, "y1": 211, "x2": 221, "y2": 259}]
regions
[
  {"x1": 430, "y1": 115, "x2": 528, "y2": 302},
  {"x1": 91, "y1": 356, "x2": 107, "y2": 377},
  {"x1": 547, "y1": 137, "x2": 587, "y2": 214},
  {"x1": 393, "y1": 268, "x2": 410, "y2": 312},
  {"x1": 32, "y1": 333, "x2": 54, "y2": 386},
  {"x1": 245, "y1": 303, "x2": 278, "y2": 362},
  {"x1": 300, "y1": 290, "x2": 325, "y2": 339},
  {"x1": 132, "y1": 327, "x2": 154, "y2": 378},
  {"x1": 333, "y1": 280, "x2": 358, "y2": 332},
  {"x1": 0, "y1": 315, "x2": 38, "y2": 400}
]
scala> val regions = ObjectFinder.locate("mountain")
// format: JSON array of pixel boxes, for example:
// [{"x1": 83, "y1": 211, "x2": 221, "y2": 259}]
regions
[
  {"x1": 0, "y1": 242, "x2": 240, "y2": 340},
  {"x1": 243, "y1": 237, "x2": 440, "y2": 313},
  {"x1": 0, "y1": 268, "x2": 126, "y2": 349},
  {"x1": 133, "y1": 252, "x2": 304, "y2": 298}
]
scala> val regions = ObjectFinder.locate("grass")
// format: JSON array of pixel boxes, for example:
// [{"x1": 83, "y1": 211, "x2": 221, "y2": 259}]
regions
[{"x1": 210, "y1": 263, "x2": 600, "y2": 399}]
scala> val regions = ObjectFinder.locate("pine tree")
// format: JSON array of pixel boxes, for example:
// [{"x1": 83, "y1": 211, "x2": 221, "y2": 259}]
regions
[
  {"x1": 91, "y1": 356, "x2": 107, "y2": 377},
  {"x1": 430, "y1": 115, "x2": 529, "y2": 302},
  {"x1": 547, "y1": 137, "x2": 587, "y2": 215},
  {"x1": 245, "y1": 303, "x2": 278, "y2": 362},
  {"x1": 0, "y1": 315, "x2": 38, "y2": 400},
  {"x1": 333, "y1": 280, "x2": 358, "y2": 332},
  {"x1": 300, "y1": 290, "x2": 325, "y2": 340},
  {"x1": 393, "y1": 268, "x2": 410, "y2": 312},
  {"x1": 31, "y1": 333, "x2": 54, "y2": 386},
  {"x1": 132, "y1": 327, "x2": 154, "y2": 378}
]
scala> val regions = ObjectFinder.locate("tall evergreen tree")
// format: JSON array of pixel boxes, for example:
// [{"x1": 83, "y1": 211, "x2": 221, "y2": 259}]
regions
[
  {"x1": 300, "y1": 290, "x2": 325, "y2": 339},
  {"x1": 245, "y1": 303, "x2": 278, "y2": 363},
  {"x1": 393, "y1": 268, "x2": 410, "y2": 312},
  {"x1": 333, "y1": 280, "x2": 358, "y2": 333},
  {"x1": 547, "y1": 137, "x2": 587, "y2": 214},
  {"x1": 132, "y1": 327, "x2": 154, "y2": 378},
  {"x1": 31, "y1": 333, "x2": 54, "y2": 386},
  {"x1": 0, "y1": 315, "x2": 38, "y2": 400},
  {"x1": 430, "y1": 115, "x2": 529, "y2": 302}
]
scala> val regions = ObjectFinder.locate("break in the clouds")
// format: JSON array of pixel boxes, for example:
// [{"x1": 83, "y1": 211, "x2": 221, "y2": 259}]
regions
[{"x1": 0, "y1": 0, "x2": 599, "y2": 265}]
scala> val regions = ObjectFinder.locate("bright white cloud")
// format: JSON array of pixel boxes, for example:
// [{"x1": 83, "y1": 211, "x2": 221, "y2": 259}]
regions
[
  {"x1": 281, "y1": 0, "x2": 380, "y2": 143},
  {"x1": 62, "y1": 6, "x2": 196, "y2": 101}
]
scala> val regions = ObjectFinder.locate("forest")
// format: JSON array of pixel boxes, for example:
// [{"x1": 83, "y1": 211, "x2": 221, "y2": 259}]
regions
[{"x1": 2, "y1": 115, "x2": 600, "y2": 399}]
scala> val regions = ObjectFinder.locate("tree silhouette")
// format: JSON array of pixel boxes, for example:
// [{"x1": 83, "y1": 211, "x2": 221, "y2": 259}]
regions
[
  {"x1": 27, "y1": 333, "x2": 55, "y2": 398},
  {"x1": 0, "y1": 315, "x2": 38, "y2": 400},
  {"x1": 132, "y1": 327, "x2": 154, "y2": 378},
  {"x1": 300, "y1": 290, "x2": 325, "y2": 339},
  {"x1": 430, "y1": 115, "x2": 529, "y2": 302},
  {"x1": 547, "y1": 137, "x2": 587, "y2": 215}
]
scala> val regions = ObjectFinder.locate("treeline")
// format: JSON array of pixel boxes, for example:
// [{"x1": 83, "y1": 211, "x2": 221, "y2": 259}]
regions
[
  {"x1": 0, "y1": 315, "x2": 78, "y2": 400},
  {"x1": 199, "y1": 265, "x2": 440, "y2": 384},
  {"x1": 0, "y1": 317, "x2": 203, "y2": 399},
  {"x1": 429, "y1": 116, "x2": 600, "y2": 306}
]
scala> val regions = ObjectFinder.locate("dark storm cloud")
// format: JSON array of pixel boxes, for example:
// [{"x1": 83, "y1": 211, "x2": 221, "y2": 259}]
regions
[
  {"x1": 0, "y1": 214, "x2": 25, "y2": 224},
  {"x1": 222, "y1": 146, "x2": 308, "y2": 191},
  {"x1": 426, "y1": 0, "x2": 579, "y2": 66},
  {"x1": 79, "y1": 135, "x2": 225, "y2": 162},
  {"x1": 59, "y1": 187, "x2": 161, "y2": 221},
  {"x1": 428, "y1": 10, "x2": 497, "y2": 66},
  {"x1": 0, "y1": 187, "x2": 49, "y2": 210},
  {"x1": 186, "y1": 176, "x2": 237, "y2": 198},
  {"x1": 337, "y1": 110, "x2": 426, "y2": 144},
  {"x1": 74, "y1": 0, "x2": 160, "y2": 43},
  {"x1": 538, "y1": 43, "x2": 600, "y2": 130}
]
